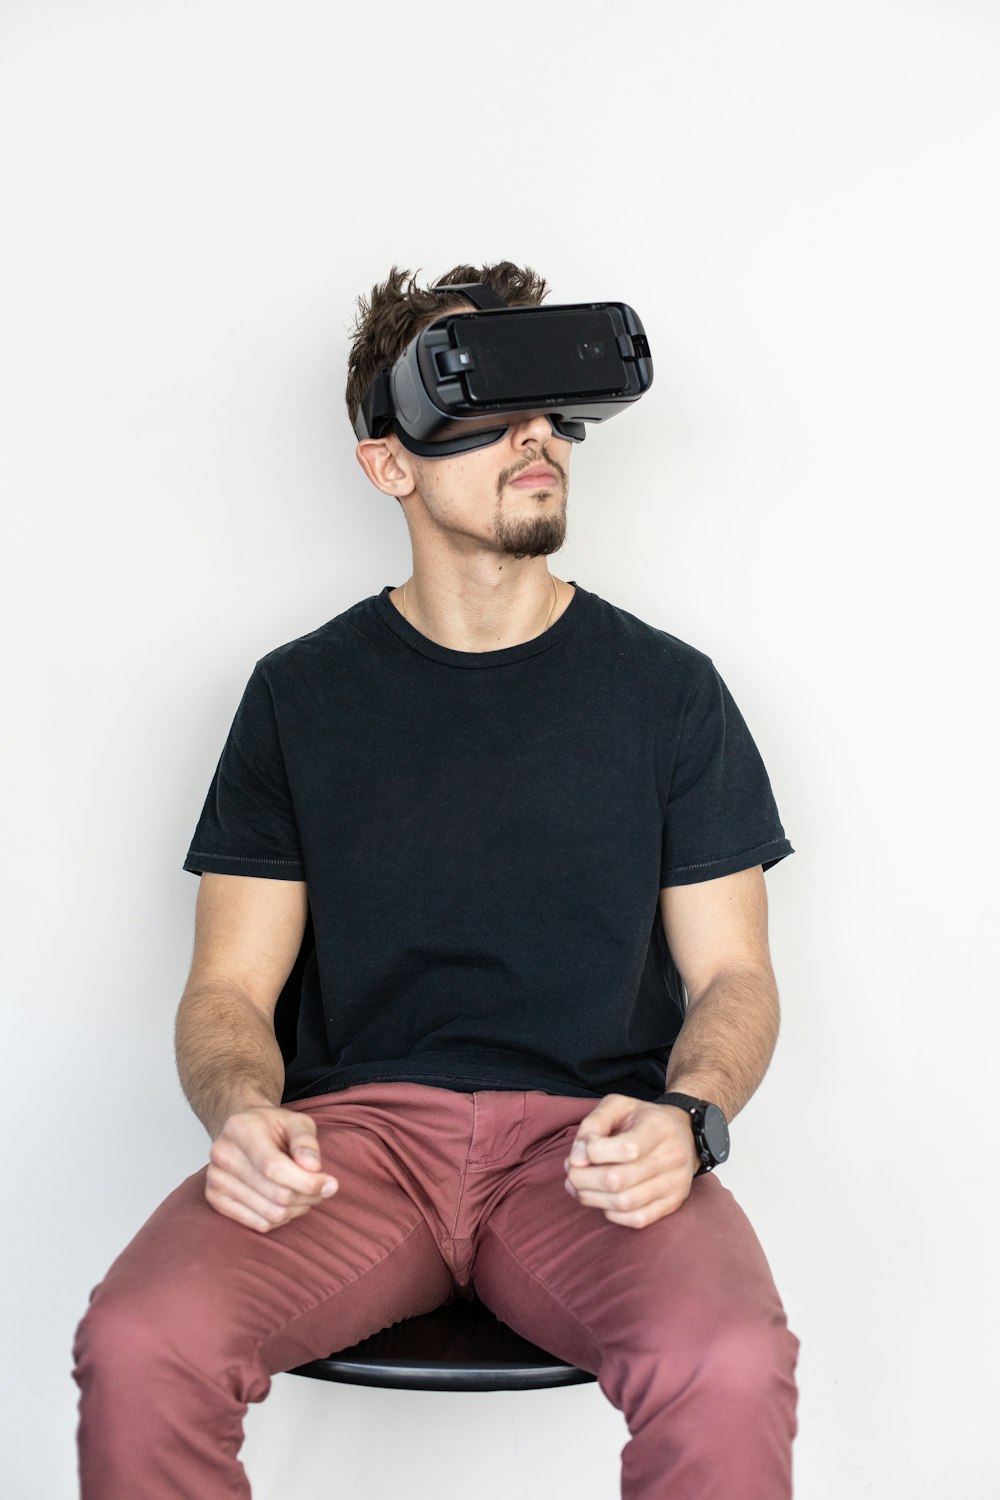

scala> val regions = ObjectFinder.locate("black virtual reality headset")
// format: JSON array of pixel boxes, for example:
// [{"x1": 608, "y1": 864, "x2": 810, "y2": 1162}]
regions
[{"x1": 352, "y1": 282, "x2": 654, "y2": 457}]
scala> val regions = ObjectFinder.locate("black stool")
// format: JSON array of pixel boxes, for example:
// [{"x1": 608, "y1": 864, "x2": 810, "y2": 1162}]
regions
[{"x1": 286, "y1": 1292, "x2": 598, "y2": 1393}]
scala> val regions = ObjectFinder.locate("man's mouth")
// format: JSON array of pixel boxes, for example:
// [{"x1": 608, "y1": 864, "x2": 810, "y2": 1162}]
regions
[{"x1": 509, "y1": 465, "x2": 559, "y2": 488}]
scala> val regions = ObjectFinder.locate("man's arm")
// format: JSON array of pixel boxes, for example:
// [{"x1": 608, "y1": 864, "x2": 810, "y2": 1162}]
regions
[
  {"x1": 175, "y1": 873, "x2": 340, "y2": 1231},
  {"x1": 176, "y1": 871, "x2": 306, "y2": 1136},
  {"x1": 658, "y1": 863, "x2": 781, "y2": 1123},
  {"x1": 563, "y1": 864, "x2": 783, "y2": 1228}
]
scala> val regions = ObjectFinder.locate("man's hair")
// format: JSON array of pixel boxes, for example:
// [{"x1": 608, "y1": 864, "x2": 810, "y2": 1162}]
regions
[{"x1": 345, "y1": 260, "x2": 550, "y2": 433}]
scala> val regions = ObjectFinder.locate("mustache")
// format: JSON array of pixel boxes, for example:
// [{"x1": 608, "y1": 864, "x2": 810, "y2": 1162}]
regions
[{"x1": 500, "y1": 449, "x2": 565, "y2": 489}]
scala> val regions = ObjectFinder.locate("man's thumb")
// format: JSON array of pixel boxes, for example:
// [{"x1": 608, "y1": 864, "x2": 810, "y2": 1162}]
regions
[
  {"x1": 289, "y1": 1122, "x2": 321, "y2": 1168},
  {"x1": 571, "y1": 1117, "x2": 604, "y2": 1161},
  {"x1": 571, "y1": 1100, "x2": 619, "y2": 1159}
]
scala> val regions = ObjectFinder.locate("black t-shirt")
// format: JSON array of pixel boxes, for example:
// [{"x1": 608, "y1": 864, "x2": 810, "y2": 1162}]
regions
[{"x1": 183, "y1": 582, "x2": 794, "y2": 1105}]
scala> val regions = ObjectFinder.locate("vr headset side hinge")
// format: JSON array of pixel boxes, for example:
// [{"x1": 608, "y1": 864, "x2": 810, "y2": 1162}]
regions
[{"x1": 617, "y1": 331, "x2": 651, "y2": 361}]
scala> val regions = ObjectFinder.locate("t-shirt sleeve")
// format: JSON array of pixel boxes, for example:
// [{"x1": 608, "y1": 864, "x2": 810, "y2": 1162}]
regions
[
  {"x1": 182, "y1": 662, "x2": 306, "y2": 881},
  {"x1": 660, "y1": 659, "x2": 794, "y2": 887}
]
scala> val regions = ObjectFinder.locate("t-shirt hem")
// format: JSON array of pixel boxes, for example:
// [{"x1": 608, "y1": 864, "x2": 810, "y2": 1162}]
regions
[
  {"x1": 660, "y1": 837, "x2": 794, "y2": 887},
  {"x1": 281, "y1": 1065, "x2": 667, "y2": 1105},
  {"x1": 282, "y1": 1067, "x2": 599, "y2": 1102},
  {"x1": 183, "y1": 850, "x2": 306, "y2": 880}
]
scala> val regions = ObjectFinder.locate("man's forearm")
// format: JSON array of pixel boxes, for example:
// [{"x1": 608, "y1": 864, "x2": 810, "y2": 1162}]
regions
[
  {"x1": 663, "y1": 964, "x2": 781, "y2": 1123},
  {"x1": 174, "y1": 981, "x2": 285, "y2": 1139}
]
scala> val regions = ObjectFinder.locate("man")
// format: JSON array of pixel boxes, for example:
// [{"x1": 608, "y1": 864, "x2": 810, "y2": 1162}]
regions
[{"x1": 73, "y1": 260, "x2": 801, "y2": 1499}]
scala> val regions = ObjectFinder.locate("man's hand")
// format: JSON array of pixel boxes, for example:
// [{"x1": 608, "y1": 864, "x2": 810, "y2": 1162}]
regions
[
  {"x1": 562, "y1": 1095, "x2": 702, "y2": 1229},
  {"x1": 206, "y1": 1106, "x2": 339, "y2": 1233}
]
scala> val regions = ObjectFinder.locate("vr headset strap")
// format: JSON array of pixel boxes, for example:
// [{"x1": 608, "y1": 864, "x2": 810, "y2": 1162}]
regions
[
  {"x1": 428, "y1": 282, "x2": 510, "y2": 311},
  {"x1": 358, "y1": 370, "x2": 394, "y2": 441}
]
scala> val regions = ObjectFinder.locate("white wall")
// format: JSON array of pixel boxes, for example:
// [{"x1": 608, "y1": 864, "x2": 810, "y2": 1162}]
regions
[{"x1": 3, "y1": 1, "x2": 997, "y2": 1496}]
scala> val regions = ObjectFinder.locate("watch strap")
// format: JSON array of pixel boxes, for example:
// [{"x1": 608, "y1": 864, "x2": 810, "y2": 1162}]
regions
[
  {"x1": 657, "y1": 1092, "x2": 716, "y2": 1175},
  {"x1": 657, "y1": 1091, "x2": 708, "y2": 1112}
]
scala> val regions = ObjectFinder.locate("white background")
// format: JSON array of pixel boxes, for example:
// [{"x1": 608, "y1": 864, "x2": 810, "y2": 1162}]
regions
[{"x1": 2, "y1": 1, "x2": 997, "y2": 1496}]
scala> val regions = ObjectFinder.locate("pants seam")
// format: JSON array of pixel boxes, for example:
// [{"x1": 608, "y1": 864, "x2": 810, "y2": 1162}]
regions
[
  {"x1": 256, "y1": 1213, "x2": 435, "y2": 1368},
  {"x1": 482, "y1": 1221, "x2": 602, "y2": 1369}
]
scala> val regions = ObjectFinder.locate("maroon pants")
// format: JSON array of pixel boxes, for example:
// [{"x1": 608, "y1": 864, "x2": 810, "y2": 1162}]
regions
[{"x1": 72, "y1": 1083, "x2": 800, "y2": 1498}]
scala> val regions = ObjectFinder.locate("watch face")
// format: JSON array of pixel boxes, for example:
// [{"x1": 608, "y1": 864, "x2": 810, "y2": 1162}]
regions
[{"x1": 702, "y1": 1104, "x2": 730, "y2": 1163}]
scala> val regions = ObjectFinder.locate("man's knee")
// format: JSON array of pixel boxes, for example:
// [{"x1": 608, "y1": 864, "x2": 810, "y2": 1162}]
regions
[
  {"x1": 72, "y1": 1273, "x2": 256, "y2": 1401},
  {"x1": 696, "y1": 1316, "x2": 800, "y2": 1404},
  {"x1": 618, "y1": 1305, "x2": 800, "y2": 1416},
  {"x1": 74, "y1": 1278, "x2": 173, "y2": 1387},
  {"x1": 677, "y1": 1314, "x2": 803, "y2": 1428}
]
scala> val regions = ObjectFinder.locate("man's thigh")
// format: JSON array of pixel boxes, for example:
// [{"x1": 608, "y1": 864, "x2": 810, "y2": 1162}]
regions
[
  {"x1": 75, "y1": 1115, "x2": 456, "y2": 1388},
  {"x1": 471, "y1": 1128, "x2": 796, "y2": 1381}
]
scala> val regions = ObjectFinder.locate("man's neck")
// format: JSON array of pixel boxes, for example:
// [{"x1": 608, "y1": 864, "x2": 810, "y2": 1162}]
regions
[{"x1": 387, "y1": 572, "x2": 574, "y2": 653}]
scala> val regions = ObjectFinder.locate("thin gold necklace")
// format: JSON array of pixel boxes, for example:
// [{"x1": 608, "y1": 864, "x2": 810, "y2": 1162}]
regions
[{"x1": 400, "y1": 575, "x2": 560, "y2": 640}]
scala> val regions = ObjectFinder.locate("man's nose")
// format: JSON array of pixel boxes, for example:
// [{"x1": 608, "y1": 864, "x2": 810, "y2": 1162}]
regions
[{"x1": 512, "y1": 412, "x2": 560, "y2": 446}]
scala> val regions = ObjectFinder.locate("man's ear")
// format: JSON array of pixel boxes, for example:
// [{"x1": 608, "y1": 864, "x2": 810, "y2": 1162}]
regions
[{"x1": 355, "y1": 436, "x2": 415, "y2": 499}]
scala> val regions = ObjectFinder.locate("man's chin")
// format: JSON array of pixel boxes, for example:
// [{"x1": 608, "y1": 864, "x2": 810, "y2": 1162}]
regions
[{"x1": 497, "y1": 527, "x2": 567, "y2": 560}]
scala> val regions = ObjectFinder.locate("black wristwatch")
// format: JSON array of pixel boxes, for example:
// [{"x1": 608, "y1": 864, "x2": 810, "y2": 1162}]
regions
[{"x1": 656, "y1": 1092, "x2": 730, "y2": 1176}]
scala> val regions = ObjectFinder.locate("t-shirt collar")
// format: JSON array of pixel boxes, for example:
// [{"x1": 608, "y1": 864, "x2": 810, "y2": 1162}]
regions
[{"x1": 371, "y1": 580, "x2": 590, "y2": 668}]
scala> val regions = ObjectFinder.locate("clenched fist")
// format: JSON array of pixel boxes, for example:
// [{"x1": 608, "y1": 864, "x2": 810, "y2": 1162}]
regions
[
  {"x1": 206, "y1": 1105, "x2": 339, "y2": 1233},
  {"x1": 562, "y1": 1093, "x2": 702, "y2": 1228}
]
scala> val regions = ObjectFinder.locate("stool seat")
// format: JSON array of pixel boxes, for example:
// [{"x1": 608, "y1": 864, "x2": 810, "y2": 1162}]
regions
[{"x1": 287, "y1": 1293, "x2": 598, "y2": 1393}]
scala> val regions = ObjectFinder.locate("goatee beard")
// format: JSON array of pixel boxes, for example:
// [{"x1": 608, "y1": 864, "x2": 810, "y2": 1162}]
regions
[{"x1": 494, "y1": 512, "x2": 566, "y2": 559}]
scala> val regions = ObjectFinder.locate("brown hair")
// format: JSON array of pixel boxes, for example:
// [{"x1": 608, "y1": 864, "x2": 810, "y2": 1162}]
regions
[{"x1": 345, "y1": 260, "x2": 550, "y2": 433}]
